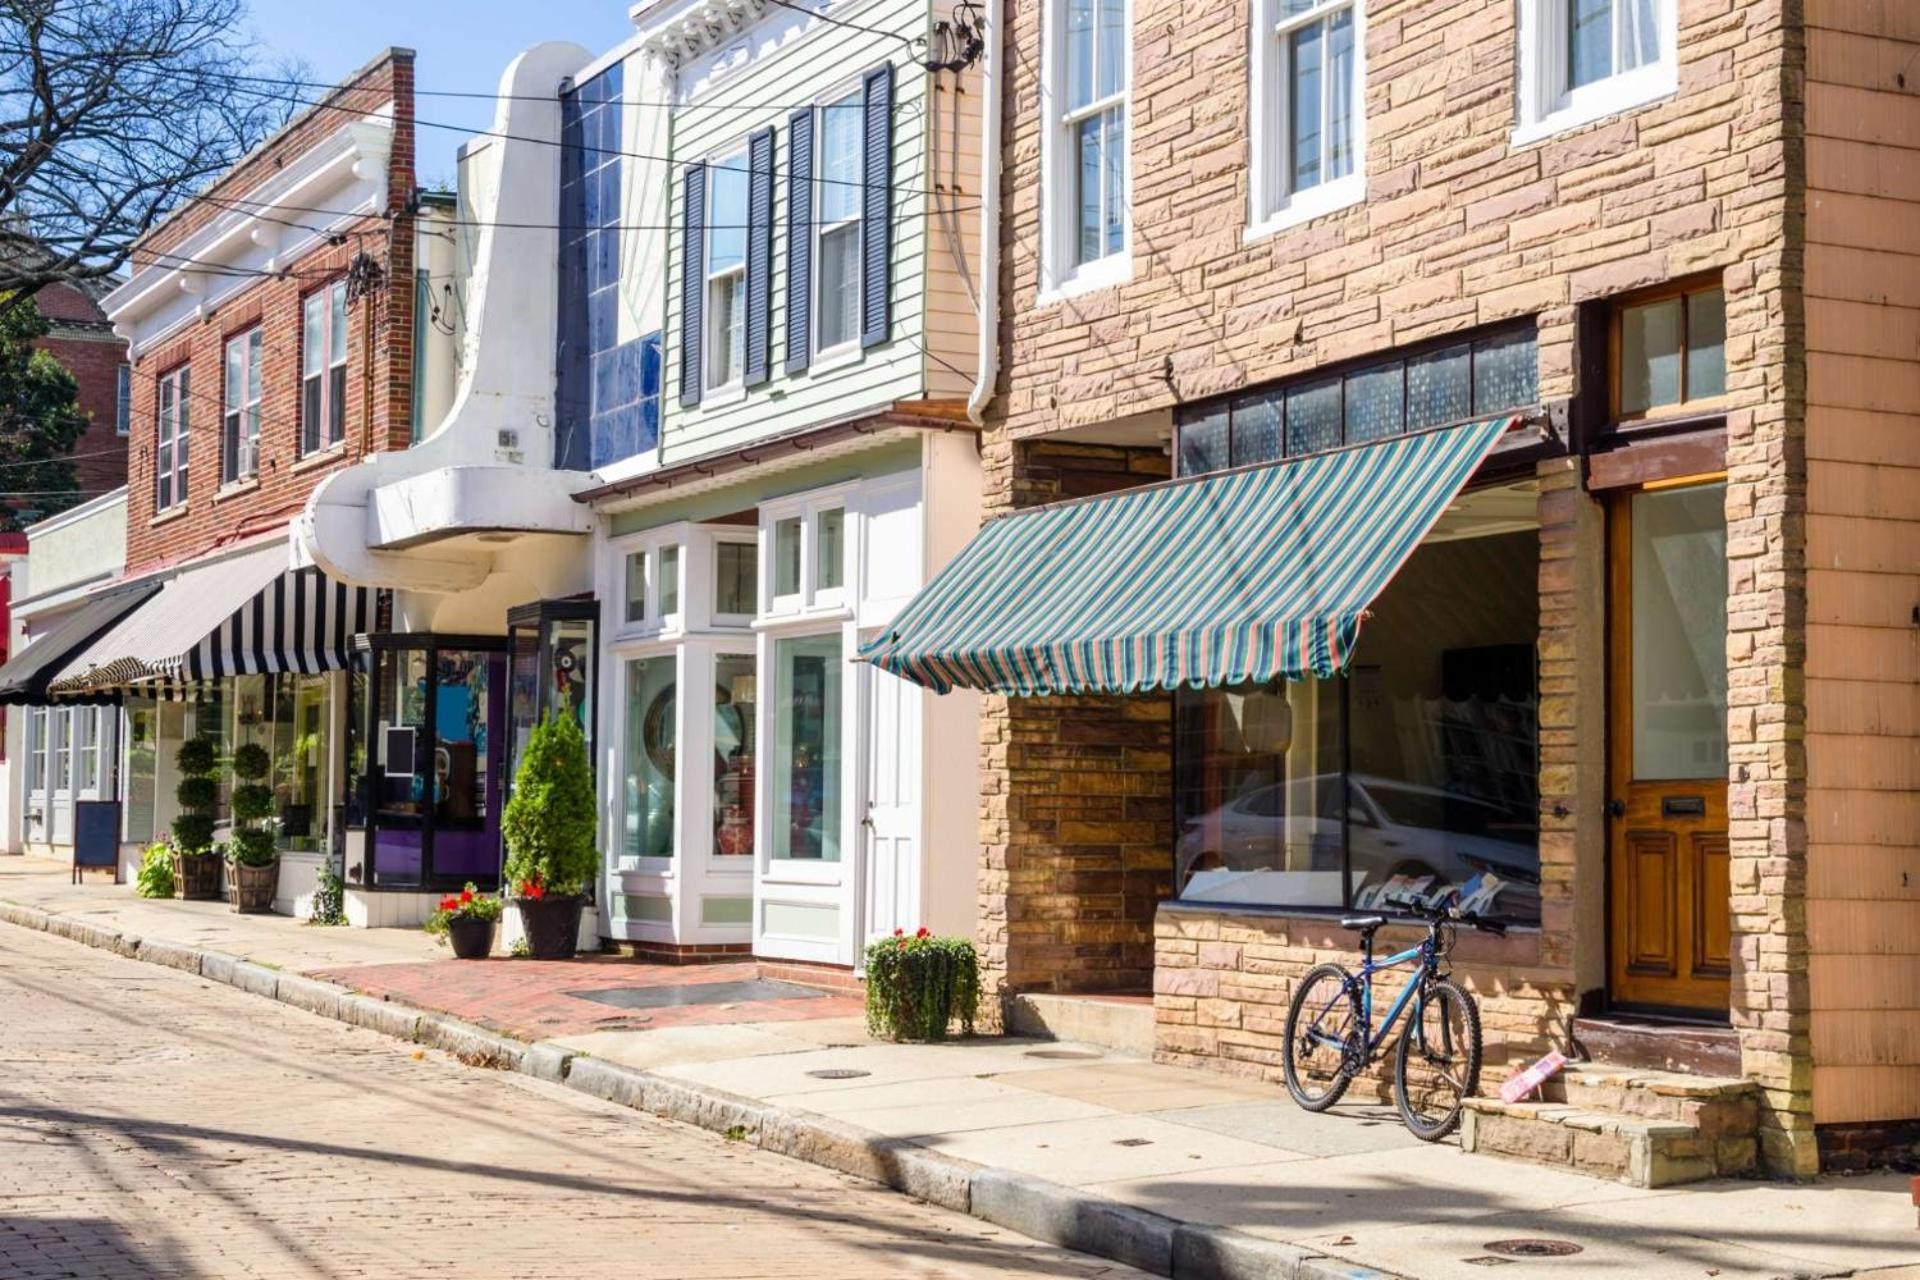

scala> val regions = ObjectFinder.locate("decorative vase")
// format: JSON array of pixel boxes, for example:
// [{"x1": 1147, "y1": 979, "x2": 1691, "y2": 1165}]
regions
[
  {"x1": 446, "y1": 915, "x2": 497, "y2": 960},
  {"x1": 175, "y1": 851, "x2": 223, "y2": 901},
  {"x1": 516, "y1": 894, "x2": 584, "y2": 960},
  {"x1": 231, "y1": 859, "x2": 278, "y2": 914}
]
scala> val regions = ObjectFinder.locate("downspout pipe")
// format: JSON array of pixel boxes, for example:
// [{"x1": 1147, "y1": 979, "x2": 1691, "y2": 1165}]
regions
[{"x1": 965, "y1": 0, "x2": 1003, "y2": 426}]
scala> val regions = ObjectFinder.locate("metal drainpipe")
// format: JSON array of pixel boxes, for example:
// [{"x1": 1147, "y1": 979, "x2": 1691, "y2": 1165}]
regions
[{"x1": 965, "y1": 0, "x2": 1003, "y2": 426}]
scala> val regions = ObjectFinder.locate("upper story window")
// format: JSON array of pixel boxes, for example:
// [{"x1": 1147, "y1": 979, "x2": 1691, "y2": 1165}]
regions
[
  {"x1": 1251, "y1": 0, "x2": 1365, "y2": 234},
  {"x1": 714, "y1": 539, "x2": 758, "y2": 620},
  {"x1": 222, "y1": 327, "x2": 263, "y2": 484},
  {"x1": 301, "y1": 280, "x2": 348, "y2": 455},
  {"x1": 624, "y1": 550, "x2": 648, "y2": 624},
  {"x1": 1614, "y1": 279, "x2": 1725, "y2": 420},
  {"x1": 814, "y1": 90, "x2": 864, "y2": 356},
  {"x1": 114, "y1": 364, "x2": 130, "y2": 436},
  {"x1": 1043, "y1": 0, "x2": 1129, "y2": 297},
  {"x1": 1177, "y1": 322, "x2": 1538, "y2": 476},
  {"x1": 705, "y1": 150, "x2": 750, "y2": 393},
  {"x1": 154, "y1": 363, "x2": 190, "y2": 511},
  {"x1": 1515, "y1": 0, "x2": 1676, "y2": 145}
]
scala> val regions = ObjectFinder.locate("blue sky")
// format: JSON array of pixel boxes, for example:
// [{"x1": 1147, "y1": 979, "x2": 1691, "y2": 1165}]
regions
[{"x1": 245, "y1": 1, "x2": 637, "y2": 186}]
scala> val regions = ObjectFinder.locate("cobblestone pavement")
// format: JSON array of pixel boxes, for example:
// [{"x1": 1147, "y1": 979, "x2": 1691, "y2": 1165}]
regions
[{"x1": 0, "y1": 925, "x2": 1142, "y2": 1280}]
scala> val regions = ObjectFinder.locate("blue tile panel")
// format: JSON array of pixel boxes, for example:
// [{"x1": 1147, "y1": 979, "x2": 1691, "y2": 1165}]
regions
[{"x1": 556, "y1": 62, "x2": 659, "y2": 471}]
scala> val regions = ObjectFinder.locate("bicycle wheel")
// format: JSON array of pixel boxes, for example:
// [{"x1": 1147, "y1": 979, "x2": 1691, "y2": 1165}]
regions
[
  {"x1": 1282, "y1": 962, "x2": 1361, "y2": 1112},
  {"x1": 1393, "y1": 976, "x2": 1482, "y2": 1141}
]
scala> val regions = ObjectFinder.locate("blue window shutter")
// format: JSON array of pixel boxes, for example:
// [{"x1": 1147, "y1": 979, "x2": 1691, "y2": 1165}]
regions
[
  {"x1": 744, "y1": 127, "x2": 775, "y2": 388},
  {"x1": 860, "y1": 62, "x2": 894, "y2": 350},
  {"x1": 679, "y1": 163, "x2": 706, "y2": 407},
  {"x1": 785, "y1": 108, "x2": 814, "y2": 374}
]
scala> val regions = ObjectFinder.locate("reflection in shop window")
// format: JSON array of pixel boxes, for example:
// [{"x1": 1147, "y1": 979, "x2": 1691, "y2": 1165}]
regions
[
  {"x1": 624, "y1": 655, "x2": 676, "y2": 858},
  {"x1": 124, "y1": 701, "x2": 157, "y2": 844},
  {"x1": 772, "y1": 633, "x2": 841, "y2": 861},
  {"x1": 713, "y1": 654, "x2": 756, "y2": 857},
  {"x1": 1173, "y1": 527, "x2": 1542, "y2": 925},
  {"x1": 815, "y1": 509, "x2": 845, "y2": 592}
]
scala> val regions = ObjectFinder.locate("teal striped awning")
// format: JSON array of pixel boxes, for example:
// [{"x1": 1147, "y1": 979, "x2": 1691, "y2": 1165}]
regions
[{"x1": 860, "y1": 414, "x2": 1517, "y2": 696}]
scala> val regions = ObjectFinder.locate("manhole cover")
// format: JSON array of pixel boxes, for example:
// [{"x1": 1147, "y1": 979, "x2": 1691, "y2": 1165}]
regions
[
  {"x1": 805, "y1": 1068, "x2": 871, "y2": 1080},
  {"x1": 1023, "y1": 1048, "x2": 1102, "y2": 1060},
  {"x1": 566, "y1": 979, "x2": 827, "y2": 1010},
  {"x1": 1482, "y1": 1239, "x2": 1584, "y2": 1258},
  {"x1": 1113, "y1": 1137, "x2": 1153, "y2": 1147}
]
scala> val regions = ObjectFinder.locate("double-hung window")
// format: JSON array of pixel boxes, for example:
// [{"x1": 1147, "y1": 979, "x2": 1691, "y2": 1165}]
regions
[
  {"x1": 222, "y1": 327, "x2": 262, "y2": 484},
  {"x1": 301, "y1": 280, "x2": 348, "y2": 454},
  {"x1": 705, "y1": 150, "x2": 750, "y2": 392},
  {"x1": 1044, "y1": 0, "x2": 1128, "y2": 295},
  {"x1": 114, "y1": 364, "x2": 130, "y2": 436},
  {"x1": 1515, "y1": 0, "x2": 1675, "y2": 144},
  {"x1": 814, "y1": 90, "x2": 864, "y2": 355},
  {"x1": 155, "y1": 364, "x2": 190, "y2": 511},
  {"x1": 1251, "y1": 0, "x2": 1364, "y2": 234}
]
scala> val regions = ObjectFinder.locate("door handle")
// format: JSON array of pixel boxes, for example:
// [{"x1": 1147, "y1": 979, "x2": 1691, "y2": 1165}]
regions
[{"x1": 1606, "y1": 799, "x2": 1626, "y2": 819}]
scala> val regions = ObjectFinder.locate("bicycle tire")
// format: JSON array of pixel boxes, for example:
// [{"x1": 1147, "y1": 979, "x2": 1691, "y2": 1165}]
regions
[
  {"x1": 1393, "y1": 976, "x2": 1482, "y2": 1141},
  {"x1": 1282, "y1": 962, "x2": 1361, "y2": 1112}
]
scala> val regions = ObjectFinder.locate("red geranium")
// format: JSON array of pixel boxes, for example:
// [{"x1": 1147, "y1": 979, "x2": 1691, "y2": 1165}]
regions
[
  {"x1": 520, "y1": 873, "x2": 546, "y2": 901},
  {"x1": 460, "y1": 888, "x2": 474, "y2": 904},
  {"x1": 915, "y1": 926, "x2": 930, "y2": 938}
]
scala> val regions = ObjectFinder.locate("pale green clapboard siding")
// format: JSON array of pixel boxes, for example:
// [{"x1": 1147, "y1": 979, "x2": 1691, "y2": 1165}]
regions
[{"x1": 663, "y1": 0, "x2": 942, "y2": 466}]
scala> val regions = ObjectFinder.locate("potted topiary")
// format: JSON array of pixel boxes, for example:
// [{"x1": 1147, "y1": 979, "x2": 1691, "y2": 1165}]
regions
[
  {"x1": 501, "y1": 709, "x2": 597, "y2": 959},
  {"x1": 425, "y1": 883, "x2": 503, "y2": 959},
  {"x1": 864, "y1": 928, "x2": 981, "y2": 1043},
  {"x1": 227, "y1": 742, "x2": 278, "y2": 913},
  {"x1": 171, "y1": 735, "x2": 223, "y2": 900}
]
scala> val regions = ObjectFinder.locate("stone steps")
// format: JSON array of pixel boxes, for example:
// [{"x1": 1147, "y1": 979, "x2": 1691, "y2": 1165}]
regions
[
  {"x1": 1462, "y1": 1062, "x2": 1759, "y2": 1188},
  {"x1": 1006, "y1": 991, "x2": 1156, "y2": 1057}
]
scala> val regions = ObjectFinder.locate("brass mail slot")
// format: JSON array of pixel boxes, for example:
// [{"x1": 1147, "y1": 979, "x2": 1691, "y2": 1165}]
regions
[{"x1": 1662, "y1": 795, "x2": 1706, "y2": 818}]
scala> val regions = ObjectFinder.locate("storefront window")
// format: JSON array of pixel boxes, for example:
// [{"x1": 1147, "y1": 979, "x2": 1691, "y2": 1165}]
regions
[
  {"x1": 432, "y1": 649, "x2": 500, "y2": 882},
  {"x1": 1174, "y1": 527, "x2": 1541, "y2": 925},
  {"x1": 772, "y1": 633, "x2": 841, "y2": 861},
  {"x1": 659, "y1": 546, "x2": 680, "y2": 616},
  {"x1": 124, "y1": 700, "x2": 157, "y2": 844},
  {"x1": 713, "y1": 654, "x2": 755, "y2": 857},
  {"x1": 270, "y1": 674, "x2": 332, "y2": 854},
  {"x1": 50, "y1": 710, "x2": 70, "y2": 792},
  {"x1": 370, "y1": 648, "x2": 430, "y2": 885},
  {"x1": 624, "y1": 655, "x2": 676, "y2": 858}
]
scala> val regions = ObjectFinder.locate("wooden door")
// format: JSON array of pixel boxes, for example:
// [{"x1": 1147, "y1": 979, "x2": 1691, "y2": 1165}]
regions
[{"x1": 1607, "y1": 482, "x2": 1732, "y2": 1016}]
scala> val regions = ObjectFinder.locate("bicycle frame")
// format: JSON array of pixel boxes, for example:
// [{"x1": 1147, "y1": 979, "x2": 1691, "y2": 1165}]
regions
[{"x1": 1305, "y1": 928, "x2": 1441, "y2": 1066}]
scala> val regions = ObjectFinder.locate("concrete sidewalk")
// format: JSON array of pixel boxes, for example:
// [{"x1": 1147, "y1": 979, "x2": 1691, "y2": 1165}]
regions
[{"x1": 4, "y1": 856, "x2": 1914, "y2": 1280}]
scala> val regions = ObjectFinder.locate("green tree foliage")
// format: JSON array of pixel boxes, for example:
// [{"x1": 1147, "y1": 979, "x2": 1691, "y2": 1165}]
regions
[
  {"x1": 171, "y1": 735, "x2": 219, "y2": 856},
  {"x1": 0, "y1": 296, "x2": 86, "y2": 530},
  {"x1": 501, "y1": 710, "x2": 598, "y2": 897}
]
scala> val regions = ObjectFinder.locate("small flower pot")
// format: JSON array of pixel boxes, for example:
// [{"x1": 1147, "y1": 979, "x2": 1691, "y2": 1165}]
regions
[
  {"x1": 515, "y1": 894, "x2": 584, "y2": 960},
  {"x1": 446, "y1": 915, "x2": 497, "y2": 960},
  {"x1": 174, "y1": 851, "x2": 224, "y2": 901},
  {"x1": 231, "y1": 859, "x2": 279, "y2": 914}
]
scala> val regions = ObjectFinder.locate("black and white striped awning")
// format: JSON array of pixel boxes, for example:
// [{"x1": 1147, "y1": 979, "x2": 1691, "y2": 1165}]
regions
[{"x1": 47, "y1": 541, "x2": 372, "y2": 696}]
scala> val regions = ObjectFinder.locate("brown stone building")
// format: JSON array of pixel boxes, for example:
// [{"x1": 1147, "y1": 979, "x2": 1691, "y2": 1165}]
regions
[{"x1": 866, "y1": 0, "x2": 1919, "y2": 1178}]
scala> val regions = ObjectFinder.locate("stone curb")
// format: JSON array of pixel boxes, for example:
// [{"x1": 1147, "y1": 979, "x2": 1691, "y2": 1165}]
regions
[{"x1": 0, "y1": 905, "x2": 1393, "y2": 1280}]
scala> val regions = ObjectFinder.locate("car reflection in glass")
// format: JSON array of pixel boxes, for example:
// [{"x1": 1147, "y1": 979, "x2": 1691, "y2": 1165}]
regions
[{"x1": 1175, "y1": 773, "x2": 1540, "y2": 924}]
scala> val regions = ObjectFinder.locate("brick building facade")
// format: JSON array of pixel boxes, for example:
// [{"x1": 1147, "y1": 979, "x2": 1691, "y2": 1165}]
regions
[
  {"x1": 31, "y1": 281, "x2": 128, "y2": 505},
  {"x1": 958, "y1": 0, "x2": 1919, "y2": 1179}
]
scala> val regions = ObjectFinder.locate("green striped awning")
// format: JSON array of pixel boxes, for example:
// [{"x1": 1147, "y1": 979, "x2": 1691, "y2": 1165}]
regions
[{"x1": 860, "y1": 415, "x2": 1516, "y2": 696}]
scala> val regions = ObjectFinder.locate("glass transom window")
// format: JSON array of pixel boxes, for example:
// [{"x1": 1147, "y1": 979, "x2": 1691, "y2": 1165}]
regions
[{"x1": 1615, "y1": 282, "x2": 1725, "y2": 418}]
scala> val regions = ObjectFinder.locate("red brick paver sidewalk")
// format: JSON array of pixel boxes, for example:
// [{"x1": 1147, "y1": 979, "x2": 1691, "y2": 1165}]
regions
[{"x1": 313, "y1": 955, "x2": 864, "y2": 1039}]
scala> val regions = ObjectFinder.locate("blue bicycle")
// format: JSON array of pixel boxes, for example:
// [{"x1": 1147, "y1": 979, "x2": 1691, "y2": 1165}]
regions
[{"x1": 1281, "y1": 898, "x2": 1506, "y2": 1140}]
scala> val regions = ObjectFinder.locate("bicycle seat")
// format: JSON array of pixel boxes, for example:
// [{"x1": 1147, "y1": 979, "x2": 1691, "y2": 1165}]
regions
[{"x1": 1340, "y1": 915, "x2": 1386, "y2": 932}]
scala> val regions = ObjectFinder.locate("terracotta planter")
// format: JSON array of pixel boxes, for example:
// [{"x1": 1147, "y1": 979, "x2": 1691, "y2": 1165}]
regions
[
  {"x1": 231, "y1": 859, "x2": 278, "y2": 913},
  {"x1": 515, "y1": 894, "x2": 584, "y2": 960},
  {"x1": 174, "y1": 851, "x2": 223, "y2": 901},
  {"x1": 446, "y1": 916, "x2": 497, "y2": 960}
]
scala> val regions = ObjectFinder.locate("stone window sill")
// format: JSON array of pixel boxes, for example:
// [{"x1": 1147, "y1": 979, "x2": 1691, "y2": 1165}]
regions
[
  {"x1": 149, "y1": 504, "x2": 190, "y2": 528},
  {"x1": 291, "y1": 442, "x2": 349, "y2": 474},
  {"x1": 214, "y1": 476, "x2": 260, "y2": 503}
]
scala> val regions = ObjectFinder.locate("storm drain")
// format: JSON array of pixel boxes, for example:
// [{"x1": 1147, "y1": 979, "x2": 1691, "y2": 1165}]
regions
[
  {"x1": 805, "y1": 1068, "x2": 872, "y2": 1080},
  {"x1": 1481, "y1": 1239, "x2": 1584, "y2": 1258}
]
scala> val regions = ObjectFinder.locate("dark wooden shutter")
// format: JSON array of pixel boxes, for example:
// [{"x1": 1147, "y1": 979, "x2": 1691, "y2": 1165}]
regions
[
  {"x1": 679, "y1": 163, "x2": 706, "y2": 407},
  {"x1": 785, "y1": 108, "x2": 814, "y2": 375},
  {"x1": 744, "y1": 127, "x2": 775, "y2": 388},
  {"x1": 859, "y1": 62, "x2": 894, "y2": 350}
]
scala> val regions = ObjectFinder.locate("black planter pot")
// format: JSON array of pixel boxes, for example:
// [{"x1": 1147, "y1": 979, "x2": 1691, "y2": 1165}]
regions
[
  {"x1": 516, "y1": 894, "x2": 583, "y2": 960},
  {"x1": 446, "y1": 915, "x2": 497, "y2": 960}
]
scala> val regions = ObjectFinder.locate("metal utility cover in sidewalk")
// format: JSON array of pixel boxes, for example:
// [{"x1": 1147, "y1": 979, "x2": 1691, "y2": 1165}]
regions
[{"x1": 565, "y1": 979, "x2": 829, "y2": 1010}]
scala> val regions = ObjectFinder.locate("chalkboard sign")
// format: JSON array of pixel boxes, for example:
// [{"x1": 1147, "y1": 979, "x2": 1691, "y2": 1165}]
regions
[
  {"x1": 72, "y1": 800, "x2": 122, "y2": 884},
  {"x1": 384, "y1": 726, "x2": 417, "y2": 778}
]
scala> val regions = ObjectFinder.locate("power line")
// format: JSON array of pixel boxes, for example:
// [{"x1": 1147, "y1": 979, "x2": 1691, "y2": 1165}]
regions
[
  {"x1": 0, "y1": 448, "x2": 128, "y2": 472},
  {"x1": 762, "y1": 0, "x2": 924, "y2": 51}
]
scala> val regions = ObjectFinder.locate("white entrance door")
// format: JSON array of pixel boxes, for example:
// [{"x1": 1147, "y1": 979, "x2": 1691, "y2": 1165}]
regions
[{"x1": 861, "y1": 666, "x2": 923, "y2": 944}]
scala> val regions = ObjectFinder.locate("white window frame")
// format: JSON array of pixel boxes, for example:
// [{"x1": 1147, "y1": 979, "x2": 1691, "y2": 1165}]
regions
[
  {"x1": 222, "y1": 326, "x2": 263, "y2": 485},
  {"x1": 703, "y1": 146, "x2": 750, "y2": 395},
  {"x1": 301, "y1": 280, "x2": 349, "y2": 455},
  {"x1": 812, "y1": 83, "x2": 866, "y2": 363},
  {"x1": 1248, "y1": 0, "x2": 1367, "y2": 241},
  {"x1": 757, "y1": 485, "x2": 855, "y2": 622},
  {"x1": 154, "y1": 363, "x2": 190, "y2": 511},
  {"x1": 114, "y1": 364, "x2": 130, "y2": 436},
  {"x1": 1039, "y1": 0, "x2": 1133, "y2": 302},
  {"x1": 1513, "y1": 0, "x2": 1677, "y2": 147},
  {"x1": 28, "y1": 707, "x2": 47, "y2": 796}
]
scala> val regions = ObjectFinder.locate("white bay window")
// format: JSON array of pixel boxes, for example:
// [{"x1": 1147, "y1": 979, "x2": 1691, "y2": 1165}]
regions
[
  {"x1": 1251, "y1": 0, "x2": 1365, "y2": 236},
  {"x1": 1515, "y1": 0, "x2": 1676, "y2": 145}
]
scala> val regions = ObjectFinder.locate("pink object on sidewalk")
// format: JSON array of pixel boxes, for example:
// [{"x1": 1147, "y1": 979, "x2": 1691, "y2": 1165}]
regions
[{"x1": 1500, "y1": 1049, "x2": 1568, "y2": 1103}]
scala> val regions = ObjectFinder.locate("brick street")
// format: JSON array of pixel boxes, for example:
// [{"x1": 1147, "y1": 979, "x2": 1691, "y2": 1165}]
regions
[{"x1": 0, "y1": 924, "x2": 1141, "y2": 1280}]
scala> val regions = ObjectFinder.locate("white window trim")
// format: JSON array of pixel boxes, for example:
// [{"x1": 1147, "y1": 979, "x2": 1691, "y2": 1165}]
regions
[
  {"x1": 1512, "y1": 0, "x2": 1678, "y2": 148},
  {"x1": 1038, "y1": 0, "x2": 1134, "y2": 304},
  {"x1": 154, "y1": 363, "x2": 190, "y2": 511},
  {"x1": 703, "y1": 145, "x2": 749, "y2": 396},
  {"x1": 605, "y1": 528, "x2": 691, "y2": 643},
  {"x1": 812, "y1": 82, "x2": 865, "y2": 362},
  {"x1": 758, "y1": 484, "x2": 855, "y2": 621},
  {"x1": 1247, "y1": 0, "x2": 1367, "y2": 243},
  {"x1": 222, "y1": 327, "x2": 263, "y2": 484}
]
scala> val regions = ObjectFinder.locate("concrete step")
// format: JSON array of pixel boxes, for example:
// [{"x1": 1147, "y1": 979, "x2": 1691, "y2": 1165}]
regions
[
  {"x1": 1463, "y1": 1063, "x2": 1758, "y2": 1188},
  {"x1": 1006, "y1": 991, "x2": 1155, "y2": 1057}
]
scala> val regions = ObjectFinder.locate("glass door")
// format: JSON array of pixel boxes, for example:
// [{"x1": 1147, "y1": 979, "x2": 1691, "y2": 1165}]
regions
[{"x1": 370, "y1": 648, "x2": 430, "y2": 886}]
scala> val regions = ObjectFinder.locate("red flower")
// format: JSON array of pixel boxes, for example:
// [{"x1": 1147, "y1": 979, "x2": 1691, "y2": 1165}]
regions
[
  {"x1": 524, "y1": 879, "x2": 546, "y2": 901},
  {"x1": 893, "y1": 927, "x2": 904, "y2": 937},
  {"x1": 460, "y1": 889, "x2": 474, "y2": 904},
  {"x1": 915, "y1": 926, "x2": 930, "y2": 938},
  {"x1": 439, "y1": 896, "x2": 458, "y2": 912}
]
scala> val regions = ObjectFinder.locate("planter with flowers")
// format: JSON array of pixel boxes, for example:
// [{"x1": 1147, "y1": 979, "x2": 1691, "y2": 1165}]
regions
[
  {"x1": 863, "y1": 928, "x2": 981, "y2": 1043},
  {"x1": 425, "y1": 883, "x2": 503, "y2": 960},
  {"x1": 501, "y1": 709, "x2": 598, "y2": 960}
]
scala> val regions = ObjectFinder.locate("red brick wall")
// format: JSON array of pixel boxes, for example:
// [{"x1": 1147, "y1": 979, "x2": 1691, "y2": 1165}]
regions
[
  {"x1": 28, "y1": 282, "x2": 128, "y2": 506},
  {"x1": 123, "y1": 50, "x2": 415, "y2": 575}
]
